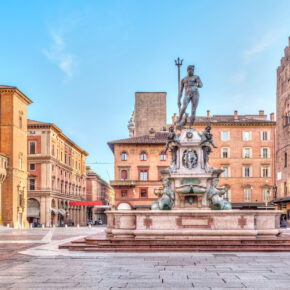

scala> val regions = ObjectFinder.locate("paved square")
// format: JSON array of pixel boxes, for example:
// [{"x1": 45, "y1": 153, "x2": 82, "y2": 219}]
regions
[{"x1": 1, "y1": 227, "x2": 290, "y2": 289}]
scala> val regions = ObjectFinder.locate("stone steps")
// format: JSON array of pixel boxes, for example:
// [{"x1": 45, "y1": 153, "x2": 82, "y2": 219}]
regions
[{"x1": 59, "y1": 235, "x2": 290, "y2": 251}]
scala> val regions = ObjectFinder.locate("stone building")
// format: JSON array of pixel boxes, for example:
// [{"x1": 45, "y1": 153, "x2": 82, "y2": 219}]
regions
[
  {"x1": 27, "y1": 120, "x2": 88, "y2": 226},
  {"x1": 109, "y1": 92, "x2": 276, "y2": 210},
  {"x1": 0, "y1": 86, "x2": 32, "y2": 228},
  {"x1": 128, "y1": 92, "x2": 166, "y2": 137},
  {"x1": 274, "y1": 37, "x2": 290, "y2": 218},
  {"x1": 86, "y1": 166, "x2": 114, "y2": 223}
]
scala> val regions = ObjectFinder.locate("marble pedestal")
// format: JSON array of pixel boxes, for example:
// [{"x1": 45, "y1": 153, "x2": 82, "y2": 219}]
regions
[{"x1": 105, "y1": 210, "x2": 282, "y2": 240}]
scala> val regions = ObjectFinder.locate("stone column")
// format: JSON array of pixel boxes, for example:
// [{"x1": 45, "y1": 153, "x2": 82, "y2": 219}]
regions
[
  {"x1": 77, "y1": 207, "x2": 80, "y2": 225},
  {"x1": 40, "y1": 196, "x2": 46, "y2": 225},
  {"x1": 80, "y1": 206, "x2": 84, "y2": 225},
  {"x1": 45, "y1": 197, "x2": 50, "y2": 227}
]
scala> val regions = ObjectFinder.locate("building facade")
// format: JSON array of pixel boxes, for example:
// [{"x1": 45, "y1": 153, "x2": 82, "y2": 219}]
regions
[
  {"x1": 27, "y1": 120, "x2": 88, "y2": 226},
  {"x1": 0, "y1": 153, "x2": 8, "y2": 225},
  {"x1": 109, "y1": 92, "x2": 276, "y2": 210},
  {"x1": 274, "y1": 37, "x2": 290, "y2": 218},
  {"x1": 86, "y1": 166, "x2": 114, "y2": 223},
  {"x1": 0, "y1": 86, "x2": 32, "y2": 228}
]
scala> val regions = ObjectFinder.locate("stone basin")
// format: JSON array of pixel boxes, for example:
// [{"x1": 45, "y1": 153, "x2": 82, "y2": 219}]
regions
[{"x1": 105, "y1": 210, "x2": 282, "y2": 240}]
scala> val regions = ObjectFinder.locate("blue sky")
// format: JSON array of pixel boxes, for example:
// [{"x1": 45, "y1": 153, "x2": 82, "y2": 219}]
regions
[{"x1": 0, "y1": 0, "x2": 289, "y2": 181}]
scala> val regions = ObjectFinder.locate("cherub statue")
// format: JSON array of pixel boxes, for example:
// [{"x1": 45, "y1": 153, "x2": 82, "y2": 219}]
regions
[
  {"x1": 199, "y1": 123, "x2": 217, "y2": 169},
  {"x1": 165, "y1": 126, "x2": 181, "y2": 171},
  {"x1": 152, "y1": 178, "x2": 175, "y2": 210},
  {"x1": 206, "y1": 178, "x2": 232, "y2": 210}
]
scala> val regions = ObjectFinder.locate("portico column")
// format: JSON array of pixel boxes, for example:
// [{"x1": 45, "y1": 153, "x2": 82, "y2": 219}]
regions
[
  {"x1": 40, "y1": 196, "x2": 46, "y2": 225},
  {"x1": 77, "y1": 207, "x2": 80, "y2": 225}
]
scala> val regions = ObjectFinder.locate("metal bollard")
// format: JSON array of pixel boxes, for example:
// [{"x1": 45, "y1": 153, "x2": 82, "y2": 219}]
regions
[
  {"x1": 65, "y1": 224, "x2": 68, "y2": 229},
  {"x1": 30, "y1": 223, "x2": 33, "y2": 229},
  {"x1": 88, "y1": 224, "x2": 91, "y2": 229},
  {"x1": 77, "y1": 224, "x2": 79, "y2": 229},
  {"x1": 42, "y1": 225, "x2": 45, "y2": 229},
  {"x1": 7, "y1": 224, "x2": 9, "y2": 228}
]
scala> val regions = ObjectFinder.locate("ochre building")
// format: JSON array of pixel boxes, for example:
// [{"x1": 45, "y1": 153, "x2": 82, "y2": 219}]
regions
[
  {"x1": 27, "y1": 120, "x2": 88, "y2": 226},
  {"x1": 109, "y1": 92, "x2": 276, "y2": 210},
  {"x1": 0, "y1": 85, "x2": 32, "y2": 228},
  {"x1": 86, "y1": 166, "x2": 114, "y2": 223},
  {"x1": 274, "y1": 37, "x2": 290, "y2": 218}
]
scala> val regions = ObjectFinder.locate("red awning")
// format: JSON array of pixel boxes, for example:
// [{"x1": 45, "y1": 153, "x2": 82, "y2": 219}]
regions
[{"x1": 69, "y1": 201, "x2": 102, "y2": 206}]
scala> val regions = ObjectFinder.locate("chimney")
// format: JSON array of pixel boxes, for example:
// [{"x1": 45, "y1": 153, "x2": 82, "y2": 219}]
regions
[
  {"x1": 207, "y1": 110, "x2": 210, "y2": 118},
  {"x1": 149, "y1": 128, "x2": 156, "y2": 138},
  {"x1": 234, "y1": 110, "x2": 238, "y2": 120},
  {"x1": 259, "y1": 110, "x2": 264, "y2": 116},
  {"x1": 270, "y1": 112, "x2": 275, "y2": 121}
]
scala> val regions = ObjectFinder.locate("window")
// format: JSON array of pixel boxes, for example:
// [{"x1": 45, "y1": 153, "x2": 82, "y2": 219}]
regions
[
  {"x1": 223, "y1": 188, "x2": 231, "y2": 202},
  {"x1": 262, "y1": 148, "x2": 270, "y2": 158},
  {"x1": 140, "y1": 170, "x2": 148, "y2": 181},
  {"x1": 243, "y1": 131, "x2": 251, "y2": 141},
  {"x1": 29, "y1": 179, "x2": 35, "y2": 190},
  {"x1": 284, "y1": 182, "x2": 288, "y2": 197},
  {"x1": 52, "y1": 144, "x2": 55, "y2": 156},
  {"x1": 243, "y1": 148, "x2": 252, "y2": 158},
  {"x1": 140, "y1": 188, "x2": 147, "y2": 198},
  {"x1": 262, "y1": 188, "x2": 270, "y2": 202},
  {"x1": 141, "y1": 152, "x2": 147, "y2": 161},
  {"x1": 29, "y1": 163, "x2": 35, "y2": 171},
  {"x1": 261, "y1": 131, "x2": 270, "y2": 141},
  {"x1": 244, "y1": 187, "x2": 251, "y2": 202},
  {"x1": 29, "y1": 141, "x2": 36, "y2": 154},
  {"x1": 160, "y1": 152, "x2": 166, "y2": 161},
  {"x1": 221, "y1": 166, "x2": 230, "y2": 178},
  {"x1": 121, "y1": 190, "x2": 127, "y2": 198},
  {"x1": 52, "y1": 179, "x2": 55, "y2": 190},
  {"x1": 285, "y1": 152, "x2": 288, "y2": 168},
  {"x1": 221, "y1": 148, "x2": 229, "y2": 158},
  {"x1": 121, "y1": 170, "x2": 128, "y2": 180},
  {"x1": 221, "y1": 131, "x2": 229, "y2": 141},
  {"x1": 243, "y1": 166, "x2": 251, "y2": 178},
  {"x1": 261, "y1": 166, "x2": 270, "y2": 178},
  {"x1": 121, "y1": 152, "x2": 127, "y2": 161}
]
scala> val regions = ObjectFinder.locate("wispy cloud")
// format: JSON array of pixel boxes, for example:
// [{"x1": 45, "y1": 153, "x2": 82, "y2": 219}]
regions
[
  {"x1": 43, "y1": 31, "x2": 76, "y2": 79},
  {"x1": 243, "y1": 31, "x2": 279, "y2": 62},
  {"x1": 231, "y1": 71, "x2": 246, "y2": 85}
]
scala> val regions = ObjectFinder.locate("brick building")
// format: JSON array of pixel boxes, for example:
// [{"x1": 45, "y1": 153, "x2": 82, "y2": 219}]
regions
[
  {"x1": 27, "y1": 120, "x2": 88, "y2": 226},
  {"x1": 274, "y1": 37, "x2": 290, "y2": 218},
  {"x1": 109, "y1": 92, "x2": 276, "y2": 210},
  {"x1": 0, "y1": 86, "x2": 32, "y2": 228},
  {"x1": 86, "y1": 166, "x2": 114, "y2": 223}
]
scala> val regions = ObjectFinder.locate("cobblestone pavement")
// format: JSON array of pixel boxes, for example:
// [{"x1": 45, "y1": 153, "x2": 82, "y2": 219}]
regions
[{"x1": 1, "y1": 227, "x2": 290, "y2": 289}]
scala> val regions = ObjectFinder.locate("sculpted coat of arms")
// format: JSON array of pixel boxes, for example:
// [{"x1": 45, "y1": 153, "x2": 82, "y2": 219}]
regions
[{"x1": 182, "y1": 149, "x2": 198, "y2": 169}]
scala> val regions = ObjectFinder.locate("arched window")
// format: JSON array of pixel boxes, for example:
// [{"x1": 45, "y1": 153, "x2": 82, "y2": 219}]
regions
[
  {"x1": 121, "y1": 152, "x2": 127, "y2": 161},
  {"x1": 121, "y1": 170, "x2": 127, "y2": 180},
  {"x1": 285, "y1": 152, "x2": 288, "y2": 168},
  {"x1": 160, "y1": 152, "x2": 166, "y2": 161},
  {"x1": 141, "y1": 152, "x2": 147, "y2": 161}
]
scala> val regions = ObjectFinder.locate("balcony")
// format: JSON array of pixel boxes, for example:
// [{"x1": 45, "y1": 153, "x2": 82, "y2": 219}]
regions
[{"x1": 110, "y1": 180, "x2": 136, "y2": 187}]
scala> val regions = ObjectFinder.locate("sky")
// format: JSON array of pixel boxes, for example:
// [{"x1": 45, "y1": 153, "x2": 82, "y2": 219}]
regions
[{"x1": 0, "y1": 0, "x2": 289, "y2": 181}]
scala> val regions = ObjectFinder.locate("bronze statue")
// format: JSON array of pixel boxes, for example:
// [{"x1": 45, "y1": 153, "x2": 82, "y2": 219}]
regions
[
  {"x1": 165, "y1": 126, "x2": 181, "y2": 171},
  {"x1": 199, "y1": 123, "x2": 217, "y2": 168},
  {"x1": 207, "y1": 178, "x2": 232, "y2": 210},
  {"x1": 176, "y1": 65, "x2": 203, "y2": 128},
  {"x1": 152, "y1": 178, "x2": 175, "y2": 210}
]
